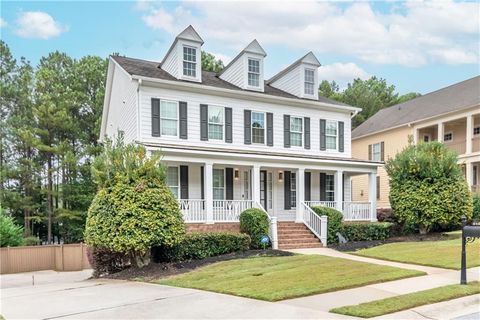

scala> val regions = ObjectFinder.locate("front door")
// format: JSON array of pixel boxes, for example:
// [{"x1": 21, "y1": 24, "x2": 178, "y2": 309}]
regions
[{"x1": 260, "y1": 170, "x2": 274, "y2": 213}]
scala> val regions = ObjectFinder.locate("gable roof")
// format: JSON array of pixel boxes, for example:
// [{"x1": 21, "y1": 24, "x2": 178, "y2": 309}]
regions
[
  {"x1": 352, "y1": 76, "x2": 480, "y2": 139},
  {"x1": 161, "y1": 25, "x2": 203, "y2": 65},
  {"x1": 218, "y1": 39, "x2": 267, "y2": 77},
  {"x1": 111, "y1": 55, "x2": 352, "y2": 108},
  {"x1": 267, "y1": 52, "x2": 321, "y2": 84}
]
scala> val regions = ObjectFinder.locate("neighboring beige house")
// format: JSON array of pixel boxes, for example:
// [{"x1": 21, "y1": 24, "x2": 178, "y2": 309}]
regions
[{"x1": 351, "y1": 76, "x2": 480, "y2": 209}]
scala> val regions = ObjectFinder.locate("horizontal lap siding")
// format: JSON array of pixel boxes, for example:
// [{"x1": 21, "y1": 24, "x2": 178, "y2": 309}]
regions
[
  {"x1": 162, "y1": 47, "x2": 178, "y2": 79},
  {"x1": 139, "y1": 86, "x2": 352, "y2": 158},
  {"x1": 270, "y1": 65, "x2": 301, "y2": 97},
  {"x1": 219, "y1": 58, "x2": 244, "y2": 88}
]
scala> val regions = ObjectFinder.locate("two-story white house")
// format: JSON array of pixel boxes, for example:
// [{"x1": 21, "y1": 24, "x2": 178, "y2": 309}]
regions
[{"x1": 100, "y1": 26, "x2": 379, "y2": 249}]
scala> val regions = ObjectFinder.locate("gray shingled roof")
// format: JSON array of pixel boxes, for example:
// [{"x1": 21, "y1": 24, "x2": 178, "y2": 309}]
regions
[
  {"x1": 352, "y1": 76, "x2": 480, "y2": 139},
  {"x1": 111, "y1": 55, "x2": 350, "y2": 107}
]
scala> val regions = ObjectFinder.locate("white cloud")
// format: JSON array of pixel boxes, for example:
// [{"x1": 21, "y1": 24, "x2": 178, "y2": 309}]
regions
[
  {"x1": 139, "y1": 0, "x2": 479, "y2": 67},
  {"x1": 15, "y1": 11, "x2": 67, "y2": 39},
  {"x1": 0, "y1": 18, "x2": 7, "y2": 28},
  {"x1": 211, "y1": 52, "x2": 232, "y2": 65},
  {"x1": 318, "y1": 63, "x2": 371, "y2": 89}
]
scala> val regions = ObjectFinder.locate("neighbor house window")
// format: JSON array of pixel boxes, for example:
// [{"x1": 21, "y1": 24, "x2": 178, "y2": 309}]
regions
[
  {"x1": 208, "y1": 106, "x2": 224, "y2": 140},
  {"x1": 290, "y1": 117, "x2": 303, "y2": 147},
  {"x1": 166, "y1": 166, "x2": 179, "y2": 198},
  {"x1": 183, "y1": 46, "x2": 197, "y2": 77},
  {"x1": 304, "y1": 69, "x2": 315, "y2": 95},
  {"x1": 251, "y1": 112, "x2": 265, "y2": 144},
  {"x1": 371, "y1": 142, "x2": 381, "y2": 162},
  {"x1": 325, "y1": 174, "x2": 335, "y2": 201},
  {"x1": 326, "y1": 120, "x2": 337, "y2": 150},
  {"x1": 444, "y1": 132, "x2": 453, "y2": 141},
  {"x1": 160, "y1": 100, "x2": 178, "y2": 136},
  {"x1": 291, "y1": 172, "x2": 297, "y2": 208},
  {"x1": 248, "y1": 59, "x2": 260, "y2": 87},
  {"x1": 213, "y1": 169, "x2": 225, "y2": 200},
  {"x1": 474, "y1": 126, "x2": 480, "y2": 136}
]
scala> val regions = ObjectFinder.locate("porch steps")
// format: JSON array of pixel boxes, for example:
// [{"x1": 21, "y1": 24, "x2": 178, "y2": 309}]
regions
[{"x1": 277, "y1": 222, "x2": 323, "y2": 249}]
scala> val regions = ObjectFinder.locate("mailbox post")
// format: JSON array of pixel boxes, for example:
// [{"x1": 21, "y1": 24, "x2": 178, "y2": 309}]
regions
[{"x1": 460, "y1": 215, "x2": 480, "y2": 285}]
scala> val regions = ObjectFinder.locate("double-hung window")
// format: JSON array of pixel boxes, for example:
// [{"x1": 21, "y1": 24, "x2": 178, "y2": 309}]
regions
[
  {"x1": 290, "y1": 172, "x2": 297, "y2": 208},
  {"x1": 325, "y1": 120, "x2": 337, "y2": 150},
  {"x1": 444, "y1": 132, "x2": 453, "y2": 141},
  {"x1": 166, "y1": 166, "x2": 179, "y2": 198},
  {"x1": 251, "y1": 112, "x2": 265, "y2": 144},
  {"x1": 160, "y1": 100, "x2": 178, "y2": 136},
  {"x1": 304, "y1": 69, "x2": 315, "y2": 95},
  {"x1": 474, "y1": 126, "x2": 480, "y2": 136},
  {"x1": 208, "y1": 106, "x2": 224, "y2": 140},
  {"x1": 213, "y1": 169, "x2": 225, "y2": 200},
  {"x1": 248, "y1": 59, "x2": 260, "y2": 87},
  {"x1": 290, "y1": 117, "x2": 303, "y2": 147},
  {"x1": 183, "y1": 46, "x2": 197, "y2": 77},
  {"x1": 325, "y1": 174, "x2": 335, "y2": 201},
  {"x1": 371, "y1": 142, "x2": 381, "y2": 161}
]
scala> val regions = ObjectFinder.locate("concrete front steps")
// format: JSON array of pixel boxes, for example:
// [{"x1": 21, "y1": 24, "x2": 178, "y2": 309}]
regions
[{"x1": 277, "y1": 222, "x2": 323, "y2": 249}]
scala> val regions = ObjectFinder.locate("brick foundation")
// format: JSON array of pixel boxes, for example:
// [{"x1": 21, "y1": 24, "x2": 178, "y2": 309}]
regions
[{"x1": 186, "y1": 223, "x2": 240, "y2": 233}]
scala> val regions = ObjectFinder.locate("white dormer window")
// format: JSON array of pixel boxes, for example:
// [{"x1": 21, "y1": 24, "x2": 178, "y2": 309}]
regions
[
  {"x1": 248, "y1": 59, "x2": 260, "y2": 87},
  {"x1": 304, "y1": 69, "x2": 315, "y2": 95},
  {"x1": 183, "y1": 46, "x2": 197, "y2": 77}
]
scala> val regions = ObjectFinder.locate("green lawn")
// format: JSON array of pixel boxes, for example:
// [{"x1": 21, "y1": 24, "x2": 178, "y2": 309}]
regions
[
  {"x1": 353, "y1": 239, "x2": 480, "y2": 270},
  {"x1": 156, "y1": 255, "x2": 425, "y2": 301},
  {"x1": 331, "y1": 282, "x2": 480, "y2": 318}
]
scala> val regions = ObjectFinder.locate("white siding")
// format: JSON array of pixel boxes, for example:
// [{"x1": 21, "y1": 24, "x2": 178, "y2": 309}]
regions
[
  {"x1": 139, "y1": 85, "x2": 352, "y2": 158},
  {"x1": 269, "y1": 64, "x2": 301, "y2": 97},
  {"x1": 219, "y1": 56, "x2": 245, "y2": 89},
  {"x1": 161, "y1": 45, "x2": 179, "y2": 79},
  {"x1": 105, "y1": 63, "x2": 138, "y2": 143}
]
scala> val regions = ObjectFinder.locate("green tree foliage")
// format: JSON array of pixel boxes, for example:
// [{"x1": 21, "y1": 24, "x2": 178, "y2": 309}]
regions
[
  {"x1": 85, "y1": 136, "x2": 185, "y2": 267},
  {"x1": 0, "y1": 213, "x2": 24, "y2": 247},
  {"x1": 318, "y1": 78, "x2": 421, "y2": 128},
  {"x1": 385, "y1": 142, "x2": 473, "y2": 233},
  {"x1": 201, "y1": 51, "x2": 225, "y2": 73}
]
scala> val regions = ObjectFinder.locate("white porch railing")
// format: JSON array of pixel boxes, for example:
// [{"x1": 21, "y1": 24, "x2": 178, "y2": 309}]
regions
[
  {"x1": 304, "y1": 201, "x2": 336, "y2": 209},
  {"x1": 213, "y1": 200, "x2": 254, "y2": 222},
  {"x1": 179, "y1": 199, "x2": 206, "y2": 222},
  {"x1": 342, "y1": 202, "x2": 371, "y2": 221},
  {"x1": 301, "y1": 202, "x2": 328, "y2": 246},
  {"x1": 254, "y1": 201, "x2": 278, "y2": 250}
]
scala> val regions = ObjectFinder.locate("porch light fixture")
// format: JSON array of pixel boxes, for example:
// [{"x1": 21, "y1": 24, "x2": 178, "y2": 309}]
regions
[
  {"x1": 278, "y1": 171, "x2": 283, "y2": 182},
  {"x1": 234, "y1": 169, "x2": 239, "y2": 180}
]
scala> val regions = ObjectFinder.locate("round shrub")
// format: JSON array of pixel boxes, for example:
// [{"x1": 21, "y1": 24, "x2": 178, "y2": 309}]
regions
[
  {"x1": 0, "y1": 214, "x2": 24, "y2": 247},
  {"x1": 386, "y1": 142, "x2": 473, "y2": 234},
  {"x1": 311, "y1": 206, "x2": 343, "y2": 244},
  {"x1": 239, "y1": 208, "x2": 270, "y2": 249}
]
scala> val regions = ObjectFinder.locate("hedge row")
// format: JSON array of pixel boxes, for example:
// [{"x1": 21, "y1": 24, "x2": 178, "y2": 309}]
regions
[
  {"x1": 341, "y1": 222, "x2": 393, "y2": 241},
  {"x1": 153, "y1": 232, "x2": 251, "y2": 262}
]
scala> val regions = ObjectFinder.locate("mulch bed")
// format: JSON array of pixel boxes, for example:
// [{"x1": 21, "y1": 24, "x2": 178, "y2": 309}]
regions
[
  {"x1": 330, "y1": 232, "x2": 458, "y2": 252},
  {"x1": 104, "y1": 249, "x2": 293, "y2": 281}
]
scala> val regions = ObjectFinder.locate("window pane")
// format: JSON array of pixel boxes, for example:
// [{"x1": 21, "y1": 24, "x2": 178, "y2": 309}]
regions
[
  {"x1": 252, "y1": 112, "x2": 264, "y2": 128},
  {"x1": 305, "y1": 82, "x2": 314, "y2": 95},
  {"x1": 326, "y1": 174, "x2": 335, "y2": 201},
  {"x1": 213, "y1": 169, "x2": 224, "y2": 188},
  {"x1": 252, "y1": 128, "x2": 265, "y2": 144},
  {"x1": 248, "y1": 73, "x2": 259, "y2": 87},
  {"x1": 290, "y1": 117, "x2": 303, "y2": 132},
  {"x1": 326, "y1": 121, "x2": 337, "y2": 135},
  {"x1": 208, "y1": 106, "x2": 224, "y2": 124},
  {"x1": 326, "y1": 136, "x2": 336, "y2": 150},
  {"x1": 291, "y1": 132, "x2": 302, "y2": 147},
  {"x1": 208, "y1": 124, "x2": 223, "y2": 140},
  {"x1": 304, "y1": 69, "x2": 315, "y2": 95},
  {"x1": 183, "y1": 62, "x2": 196, "y2": 77},
  {"x1": 161, "y1": 119, "x2": 177, "y2": 136},
  {"x1": 291, "y1": 172, "x2": 296, "y2": 208},
  {"x1": 161, "y1": 101, "x2": 177, "y2": 118},
  {"x1": 167, "y1": 167, "x2": 179, "y2": 198},
  {"x1": 183, "y1": 47, "x2": 196, "y2": 62},
  {"x1": 248, "y1": 59, "x2": 260, "y2": 73}
]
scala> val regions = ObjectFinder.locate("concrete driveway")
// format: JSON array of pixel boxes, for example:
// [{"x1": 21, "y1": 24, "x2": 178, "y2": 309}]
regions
[{"x1": 0, "y1": 270, "x2": 344, "y2": 319}]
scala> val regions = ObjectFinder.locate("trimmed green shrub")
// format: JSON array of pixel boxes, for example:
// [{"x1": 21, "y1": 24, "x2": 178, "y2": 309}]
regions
[
  {"x1": 386, "y1": 142, "x2": 473, "y2": 233},
  {"x1": 0, "y1": 214, "x2": 24, "y2": 247},
  {"x1": 473, "y1": 194, "x2": 480, "y2": 222},
  {"x1": 153, "y1": 232, "x2": 251, "y2": 262},
  {"x1": 311, "y1": 206, "x2": 343, "y2": 244},
  {"x1": 341, "y1": 222, "x2": 393, "y2": 241},
  {"x1": 239, "y1": 208, "x2": 270, "y2": 249}
]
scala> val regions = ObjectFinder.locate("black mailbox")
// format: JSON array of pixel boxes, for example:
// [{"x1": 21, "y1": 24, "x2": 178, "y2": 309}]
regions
[{"x1": 460, "y1": 217, "x2": 480, "y2": 284}]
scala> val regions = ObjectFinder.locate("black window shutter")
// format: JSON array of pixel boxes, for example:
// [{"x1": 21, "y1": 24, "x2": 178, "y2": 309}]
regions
[
  {"x1": 380, "y1": 141, "x2": 385, "y2": 161},
  {"x1": 151, "y1": 98, "x2": 160, "y2": 137},
  {"x1": 320, "y1": 119, "x2": 326, "y2": 151},
  {"x1": 320, "y1": 173, "x2": 326, "y2": 201},
  {"x1": 179, "y1": 102, "x2": 188, "y2": 139},
  {"x1": 339, "y1": 121, "x2": 344, "y2": 152},
  {"x1": 304, "y1": 117, "x2": 310, "y2": 149},
  {"x1": 226, "y1": 168, "x2": 234, "y2": 200},
  {"x1": 305, "y1": 172, "x2": 311, "y2": 201},
  {"x1": 200, "y1": 104, "x2": 208, "y2": 141},
  {"x1": 225, "y1": 107, "x2": 233, "y2": 143},
  {"x1": 244, "y1": 110, "x2": 251, "y2": 144},
  {"x1": 267, "y1": 112, "x2": 274, "y2": 146},
  {"x1": 368, "y1": 144, "x2": 372, "y2": 160},
  {"x1": 376, "y1": 176, "x2": 380, "y2": 199},
  {"x1": 284, "y1": 115, "x2": 290, "y2": 148},
  {"x1": 200, "y1": 166, "x2": 204, "y2": 200},
  {"x1": 180, "y1": 165, "x2": 189, "y2": 199},
  {"x1": 284, "y1": 170, "x2": 291, "y2": 210}
]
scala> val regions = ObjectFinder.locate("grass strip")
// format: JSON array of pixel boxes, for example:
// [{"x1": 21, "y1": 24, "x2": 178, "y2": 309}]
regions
[{"x1": 330, "y1": 282, "x2": 480, "y2": 318}]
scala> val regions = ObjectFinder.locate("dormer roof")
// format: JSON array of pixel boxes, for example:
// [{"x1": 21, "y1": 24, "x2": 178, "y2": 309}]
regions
[
  {"x1": 160, "y1": 25, "x2": 203, "y2": 66},
  {"x1": 267, "y1": 51, "x2": 320, "y2": 84},
  {"x1": 219, "y1": 39, "x2": 267, "y2": 76}
]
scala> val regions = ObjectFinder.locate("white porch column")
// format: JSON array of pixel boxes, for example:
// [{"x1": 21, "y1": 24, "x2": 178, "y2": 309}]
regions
[
  {"x1": 252, "y1": 165, "x2": 261, "y2": 205},
  {"x1": 413, "y1": 127, "x2": 418, "y2": 144},
  {"x1": 438, "y1": 122, "x2": 444, "y2": 143},
  {"x1": 466, "y1": 115, "x2": 473, "y2": 154},
  {"x1": 296, "y1": 168, "x2": 305, "y2": 223},
  {"x1": 335, "y1": 170, "x2": 343, "y2": 213},
  {"x1": 466, "y1": 161, "x2": 473, "y2": 189},
  {"x1": 205, "y1": 163, "x2": 214, "y2": 224},
  {"x1": 368, "y1": 172, "x2": 377, "y2": 222}
]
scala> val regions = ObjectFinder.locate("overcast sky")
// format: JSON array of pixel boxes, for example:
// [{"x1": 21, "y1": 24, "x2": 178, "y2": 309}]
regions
[{"x1": 1, "y1": 0, "x2": 479, "y2": 94}]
